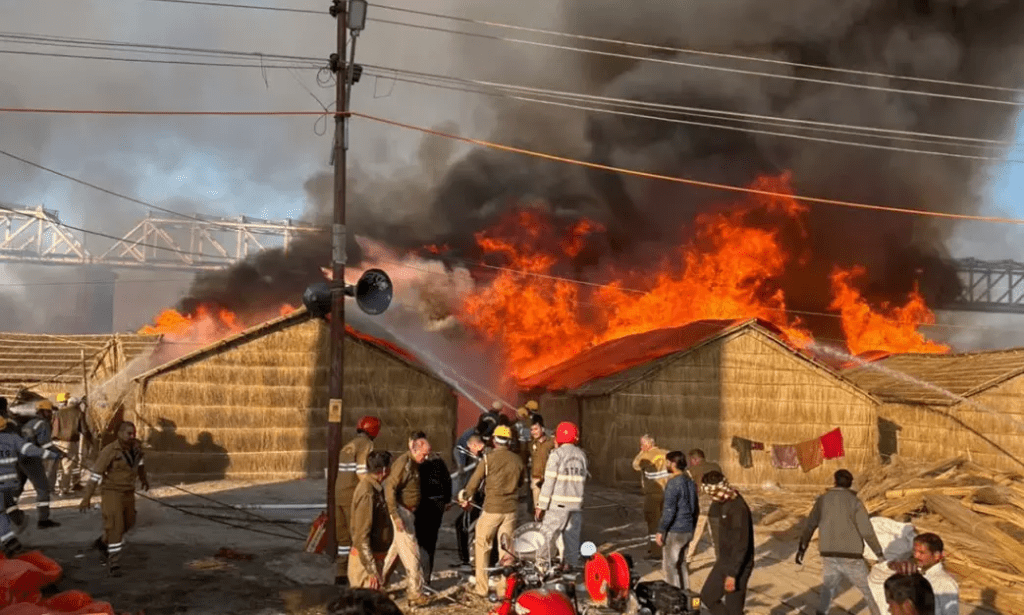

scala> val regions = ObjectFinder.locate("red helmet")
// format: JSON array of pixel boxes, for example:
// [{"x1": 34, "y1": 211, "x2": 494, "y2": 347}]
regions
[
  {"x1": 555, "y1": 421, "x2": 578, "y2": 445},
  {"x1": 515, "y1": 589, "x2": 575, "y2": 615},
  {"x1": 357, "y1": 416, "x2": 381, "y2": 439}
]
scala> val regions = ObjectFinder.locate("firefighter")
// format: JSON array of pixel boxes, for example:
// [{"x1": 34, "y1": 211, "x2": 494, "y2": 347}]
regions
[
  {"x1": 1, "y1": 407, "x2": 59, "y2": 556},
  {"x1": 458, "y1": 424, "x2": 525, "y2": 597},
  {"x1": 334, "y1": 415, "x2": 381, "y2": 587},
  {"x1": 348, "y1": 450, "x2": 393, "y2": 590},
  {"x1": 14, "y1": 400, "x2": 63, "y2": 529},
  {"x1": 382, "y1": 432, "x2": 431, "y2": 605},
  {"x1": 632, "y1": 434, "x2": 670, "y2": 559},
  {"x1": 453, "y1": 433, "x2": 491, "y2": 571},
  {"x1": 51, "y1": 393, "x2": 92, "y2": 497},
  {"x1": 528, "y1": 414, "x2": 555, "y2": 509},
  {"x1": 536, "y1": 421, "x2": 588, "y2": 572},
  {"x1": 515, "y1": 401, "x2": 537, "y2": 466},
  {"x1": 79, "y1": 421, "x2": 149, "y2": 576}
]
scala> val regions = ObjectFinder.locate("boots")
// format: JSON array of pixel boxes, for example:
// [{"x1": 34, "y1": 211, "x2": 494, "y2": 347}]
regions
[
  {"x1": 2, "y1": 538, "x2": 25, "y2": 558},
  {"x1": 38, "y1": 519, "x2": 60, "y2": 529}
]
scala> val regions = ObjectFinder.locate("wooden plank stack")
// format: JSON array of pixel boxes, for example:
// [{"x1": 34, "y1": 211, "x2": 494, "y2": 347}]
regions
[{"x1": 855, "y1": 456, "x2": 1024, "y2": 614}]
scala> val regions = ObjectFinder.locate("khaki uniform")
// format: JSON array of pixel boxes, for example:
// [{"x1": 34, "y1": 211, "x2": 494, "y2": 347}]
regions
[
  {"x1": 529, "y1": 436, "x2": 556, "y2": 506},
  {"x1": 347, "y1": 473, "x2": 393, "y2": 588},
  {"x1": 464, "y1": 448, "x2": 525, "y2": 596},
  {"x1": 632, "y1": 447, "x2": 670, "y2": 557},
  {"x1": 88, "y1": 440, "x2": 144, "y2": 568},
  {"x1": 382, "y1": 452, "x2": 424, "y2": 599},
  {"x1": 51, "y1": 402, "x2": 90, "y2": 495},
  {"x1": 334, "y1": 433, "x2": 374, "y2": 578}
]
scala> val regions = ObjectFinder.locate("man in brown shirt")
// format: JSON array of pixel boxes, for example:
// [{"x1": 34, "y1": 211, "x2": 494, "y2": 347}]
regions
[
  {"x1": 528, "y1": 415, "x2": 555, "y2": 508},
  {"x1": 79, "y1": 421, "x2": 149, "y2": 576},
  {"x1": 348, "y1": 450, "x2": 393, "y2": 589},
  {"x1": 633, "y1": 434, "x2": 670, "y2": 558},
  {"x1": 335, "y1": 415, "x2": 380, "y2": 586},
  {"x1": 382, "y1": 432, "x2": 431, "y2": 604},
  {"x1": 686, "y1": 448, "x2": 723, "y2": 562},
  {"x1": 459, "y1": 425, "x2": 525, "y2": 597}
]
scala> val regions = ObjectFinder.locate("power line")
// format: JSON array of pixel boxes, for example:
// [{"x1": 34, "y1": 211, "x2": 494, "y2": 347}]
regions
[
  {"x1": 367, "y1": 17, "x2": 1024, "y2": 108},
  {"x1": 0, "y1": 48, "x2": 316, "y2": 69},
  {"x1": 0, "y1": 106, "x2": 345, "y2": 116},
  {"x1": 143, "y1": 0, "x2": 321, "y2": 14},
  {"x1": 370, "y1": 3, "x2": 1024, "y2": 97},
  {"x1": 360, "y1": 67, "x2": 1024, "y2": 163},
  {"x1": 348, "y1": 110, "x2": 1024, "y2": 226}
]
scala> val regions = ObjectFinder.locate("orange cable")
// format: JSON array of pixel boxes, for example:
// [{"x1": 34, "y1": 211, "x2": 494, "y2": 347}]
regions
[{"x1": 350, "y1": 111, "x2": 1024, "y2": 226}]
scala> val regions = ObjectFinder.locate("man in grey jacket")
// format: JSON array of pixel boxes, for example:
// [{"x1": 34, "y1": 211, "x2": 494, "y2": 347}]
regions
[
  {"x1": 797, "y1": 469, "x2": 886, "y2": 615},
  {"x1": 536, "y1": 421, "x2": 587, "y2": 571}
]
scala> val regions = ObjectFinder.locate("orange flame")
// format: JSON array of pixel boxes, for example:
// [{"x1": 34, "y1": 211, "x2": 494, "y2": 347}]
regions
[
  {"x1": 829, "y1": 266, "x2": 949, "y2": 355},
  {"x1": 140, "y1": 303, "x2": 299, "y2": 349}
]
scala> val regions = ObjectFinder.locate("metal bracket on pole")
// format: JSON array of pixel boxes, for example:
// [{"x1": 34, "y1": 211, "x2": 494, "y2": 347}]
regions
[{"x1": 333, "y1": 223, "x2": 347, "y2": 265}]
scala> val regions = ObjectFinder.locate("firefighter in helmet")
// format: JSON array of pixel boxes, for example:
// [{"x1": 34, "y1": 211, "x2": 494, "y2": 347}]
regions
[{"x1": 335, "y1": 415, "x2": 381, "y2": 586}]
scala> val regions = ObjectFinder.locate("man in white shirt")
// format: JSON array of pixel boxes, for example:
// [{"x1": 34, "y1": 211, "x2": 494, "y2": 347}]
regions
[{"x1": 912, "y1": 533, "x2": 958, "y2": 615}]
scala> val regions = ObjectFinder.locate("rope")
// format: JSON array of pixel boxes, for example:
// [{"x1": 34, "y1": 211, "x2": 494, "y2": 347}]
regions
[
  {"x1": 133, "y1": 490, "x2": 303, "y2": 541},
  {"x1": 154, "y1": 480, "x2": 307, "y2": 538}
]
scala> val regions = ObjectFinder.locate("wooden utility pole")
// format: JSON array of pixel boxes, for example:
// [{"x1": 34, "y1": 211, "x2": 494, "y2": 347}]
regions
[{"x1": 325, "y1": 0, "x2": 349, "y2": 557}]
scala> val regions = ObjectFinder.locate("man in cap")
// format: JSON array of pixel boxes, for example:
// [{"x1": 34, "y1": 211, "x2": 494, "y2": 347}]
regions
[
  {"x1": 699, "y1": 471, "x2": 754, "y2": 615},
  {"x1": 51, "y1": 393, "x2": 92, "y2": 497},
  {"x1": 348, "y1": 450, "x2": 393, "y2": 590},
  {"x1": 536, "y1": 421, "x2": 588, "y2": 572},
  {"x1": 633, "y1": 434, "x2": 670, "y2": 559},
  {"x1": 334, "y1": 415, "x2": 380, "y2": 587},
  {"x1": 528, "y1": 414, "x2": 555, "y2": 512},
  {"x1": 458, "y1": 424, "x2": 525, "y2": 597},
  {"x1": 14, "y1": 400, "x2": 63, "y2": 529}
]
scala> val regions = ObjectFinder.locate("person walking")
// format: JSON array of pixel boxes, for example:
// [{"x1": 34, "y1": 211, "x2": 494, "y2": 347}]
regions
[
  {"x1": 416, "y1": 447, "x2": 452, "y2": 583},
  {"x1": 685, "y1": 448, "x2": 722, "y2": 562},
  {"x1": 458, "y1": 424, "x2": 525, "y2": 597},
  {"x1": 348, "y1": 450, "x2": 393, "y2": 590},
  {"x1": 536, "y1": 421, "x2": 587, "y2": 572},
  {"x1": 79, "y1": 421, "x2": 148, "y2": 577},
  {"x1": 334, "y1": 415, "x2": 380, "y2": 586},
  {"x1": 633, "y1": 435, "x2": 670, "y2": 560},
  {"x1": 382, "y1": 432, "x2": 431, "y2": 605},
  {"x1": 797, "y1": 469, "x2": 886, "y2": 615},
  {"x1": 699, "y1": 471, "x2": 754, "y2": 615},
  {"x1": 655, "y1": 451, "x2": 698, "y2": 590},
  {"x1": 15, "y1": 400, "x2": 63, "y2": 529},
  {"x1": 1, "y1": 409, "x2": 59, "y2": 556}
]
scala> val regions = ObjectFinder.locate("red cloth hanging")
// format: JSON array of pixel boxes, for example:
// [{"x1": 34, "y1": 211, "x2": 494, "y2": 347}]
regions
[{"x1": 820, "y1": 428, "x2": 844, "y2": 459}]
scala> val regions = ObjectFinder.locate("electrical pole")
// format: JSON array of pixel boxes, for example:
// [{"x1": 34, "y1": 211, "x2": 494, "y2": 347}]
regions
[{"x1": 326, "y1": 0, "x2": 349, "y2": 559}]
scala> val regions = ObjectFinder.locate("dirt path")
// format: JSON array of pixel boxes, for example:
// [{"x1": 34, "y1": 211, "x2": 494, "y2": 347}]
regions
[{"x1": 14, "y1": 480, "x2": 996, "y2": 614}]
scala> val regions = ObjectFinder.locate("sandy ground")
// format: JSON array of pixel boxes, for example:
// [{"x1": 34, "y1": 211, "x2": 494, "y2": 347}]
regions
[{"x1": 12, "y1": 481, "x2": 1001, "y2": 615}]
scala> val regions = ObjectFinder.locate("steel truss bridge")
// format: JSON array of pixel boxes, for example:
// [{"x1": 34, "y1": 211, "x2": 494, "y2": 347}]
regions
[
  {"x1": 0, "y1": 205, "x2": 322, "y2": 272},
  {"x1": 1, "y1": 205, "x2": 1023, "y2": 314}
]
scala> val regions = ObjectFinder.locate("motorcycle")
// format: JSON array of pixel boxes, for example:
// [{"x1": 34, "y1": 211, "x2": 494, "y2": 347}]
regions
[{"x1": 487, "y1": 522, "x2": 582, "y2": 615}]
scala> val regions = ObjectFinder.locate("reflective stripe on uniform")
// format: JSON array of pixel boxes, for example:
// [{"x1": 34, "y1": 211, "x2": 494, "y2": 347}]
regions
[
  {"x1": 644, "y1": 471, "x2": 670, "y2": 480},
  {"x1": 337, "y1": 546, "x2": 351, "y2": 556},
  {"x1": 0, "y1": 473, "x2": 16, "y2": 482},
  {"x1": 36, "y1": 502, "x2": 48, "y2": 509},
  {"x1": 108, "y1": 542, "x2": 123, "y2": 553},
  {"x1": 0, "y1": 532, "x2": 14, "y2": 542},
  {"x1": 550, "y1": 494, "x2": 583, "y2": 504},
  {"x1": 19, "y1": 443, "x2": 32, "y2": 455}
]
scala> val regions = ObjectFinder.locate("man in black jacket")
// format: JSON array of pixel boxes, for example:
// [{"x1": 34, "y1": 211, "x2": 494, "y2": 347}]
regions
[
  {"x1": 416, "y1": 443, "x2": 452, "y2": 584},
  {"x1": 699, "y1": 471, "x2": 753, "y2": 615}
]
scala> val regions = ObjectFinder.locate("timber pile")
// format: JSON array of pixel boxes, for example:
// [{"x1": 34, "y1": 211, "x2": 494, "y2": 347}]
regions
[{"x1": 857, "y1": 456, "x2": 1024, "y2": 613}]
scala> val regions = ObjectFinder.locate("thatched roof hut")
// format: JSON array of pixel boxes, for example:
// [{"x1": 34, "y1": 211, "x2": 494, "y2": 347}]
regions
[
  {"x1": 129, "y1": 308, "x2": 458, "y2": 482},
  {"x1": 521, "y1": 319, "x2": 880, "y2": 488},
  {"x1": 844, "y1": 350, "x2": 1024, "y2": 473},
  {"x1": 0, "y1": 331, "x2": 161, "y2": 403}
]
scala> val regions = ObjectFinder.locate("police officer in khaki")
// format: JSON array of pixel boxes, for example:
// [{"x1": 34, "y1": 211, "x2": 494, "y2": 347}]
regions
[
  {"x1": 382, "y1": 432, "x2": 431, "y2": 605},
  {"x1": 458, "y1": 425, "x2": 525, "y2": 597},
  {"x1": 79, "y1": 421, "x2": 149, "y2": 576},
  {"x1": 335, "y1": 415, "x2": 380, "y2": 586},
  {"x1": 632, "y1": 434, "x2": 670, "y2": 558},
  {"x1": 348, "y1": 450, "x2": 393, "y2": 589},
  {"x1": 528, "y1": 415, "x2": 555, "y2": 507}
]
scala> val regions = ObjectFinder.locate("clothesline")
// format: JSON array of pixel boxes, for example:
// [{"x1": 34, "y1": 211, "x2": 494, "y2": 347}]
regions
[{"x1": 731, "y1": 427, "x2": 845, "y2": 472}]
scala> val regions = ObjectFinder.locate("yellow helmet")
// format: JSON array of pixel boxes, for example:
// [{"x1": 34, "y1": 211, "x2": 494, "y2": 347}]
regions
[
  {"x1": 493, "y1": 425, "x2": 513, "y2": 440},
  {"x1": 525, "y1": 400, "x2": 539, "y2": 411},
  {"x1": 516, "y1": 406, "x2": 530, "y2": 419},
  {"x1": 56, "y1": 392, "x2": 70, "y2": 403},
  {"x1": 36, "y1": 400, "x2": 54, "y2": 411}
]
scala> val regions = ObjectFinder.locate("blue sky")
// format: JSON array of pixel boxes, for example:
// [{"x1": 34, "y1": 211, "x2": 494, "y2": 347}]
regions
[{"x1": 986, "y1": 111, "x2": 1024, "y2": 218}]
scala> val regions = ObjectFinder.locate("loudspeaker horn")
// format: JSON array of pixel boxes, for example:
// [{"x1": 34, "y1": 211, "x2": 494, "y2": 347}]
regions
[{"x1": 302, "y1": 268, "x2": 393, "y2": 319}]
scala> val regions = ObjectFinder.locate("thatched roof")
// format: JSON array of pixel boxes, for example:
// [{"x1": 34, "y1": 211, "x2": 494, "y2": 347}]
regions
[
  {"x1": 134, "y1": 306, "x2": 436, "y2": 385},
  {"x1": 843, "y1": 349, "x2": 1024, "y2": 405},
  {"x1": 0, "y1": 331, "x2": 161, "y2": 399},
  {"x1": 524, "y1": 318, "x2": 871, "y2": 399}
]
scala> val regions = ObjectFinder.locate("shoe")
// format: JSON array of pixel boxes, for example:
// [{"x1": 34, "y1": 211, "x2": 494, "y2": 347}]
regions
[
  {"x1": 108, "y1": 565, "x2": 122, "y2": 577},
  {"x1": 37, "y1": 519, "x2": 61, "y2": 529},
  {"x1": 3, "y1": 538, "x2": 25, "y2": 557},
  {"x1": 457, "y1": 562, "x2": 473, "y2": 573},
  {"x1": 92, "y1": 537, "x2": 108, "y2": 564},
  {"x1": 9, "y1": 510, "x2": 26, "y2": 530}
]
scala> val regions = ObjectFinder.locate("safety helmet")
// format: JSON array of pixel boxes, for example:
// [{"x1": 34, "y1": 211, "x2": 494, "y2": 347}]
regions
[
  {"x1": 56, "y1": 392, "x2": 70, "y2": 403},
  {"x1": 516, "y1": 406, "x2": 530, "y2": 419},
  {"x1": 491, "y1": 400, "x2": 503, "y2": 411},
  {"x1": 525, "y1": 400, "x2": 539, "y2": 411},
  {"x1": 555, "y1": 421, "x2": 578, "y2": 445},
  {"x1": 36, "y1": 400, "x2": 54, "y2": 412},
  {"x1": 493, "y1": 425, "x2": 513, "y2": 440},
  {"x1": 356, "y1": 416, "x2": 381, "y2": 439}
]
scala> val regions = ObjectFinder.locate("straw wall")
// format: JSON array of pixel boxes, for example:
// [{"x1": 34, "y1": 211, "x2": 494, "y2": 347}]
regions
[
  {"x1": 579, "y1": 329, "x2": 878, "y2": 488},
  {"x1": 133, "y1": 318, "x2": 457, "y2": 481},
  {"x1": 533, "y1": 394, "x2": 581, "y2": 432},
  {"x1": 877, "y1": 377, "x2": 1024, "y2": 473}
]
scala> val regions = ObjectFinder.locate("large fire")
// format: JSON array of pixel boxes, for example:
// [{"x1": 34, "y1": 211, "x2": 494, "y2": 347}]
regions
[{"x1": 138, "y1": 172, "x2": 948, "y2": 383}]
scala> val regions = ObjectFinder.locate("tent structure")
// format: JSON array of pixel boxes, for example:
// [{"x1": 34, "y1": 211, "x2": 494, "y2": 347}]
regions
[
  {"x1": 128, "y1": 307, "x2": 458, "y2": 481},
  {"x1": 844, "y1": 349, "x2": 1024, "y2": 473},
  {"x1": 522, "y1": 319, "x2": 880, "y2": 487}
]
